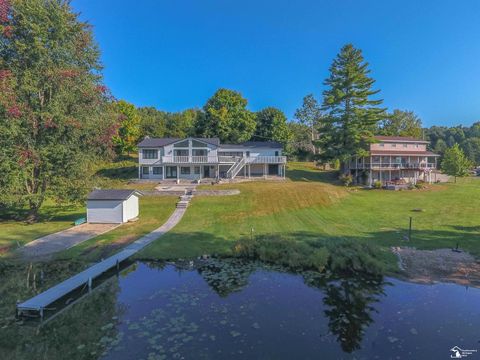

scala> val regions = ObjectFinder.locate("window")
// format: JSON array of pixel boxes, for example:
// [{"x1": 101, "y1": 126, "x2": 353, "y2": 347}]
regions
[
  {"x1": 142, "y1": 166, "x2": 149, "y2": 175},
  {"x1": 180, "y1": 167, "x2": 191, "y2": 175},
  {"x1": 391, "y1": 144, "x2": 397, "y2": 148},
  {"x1": 173, "y1": 140, "x2": 189, "y2": 147},
  {"x1": 194, "y1": 166, "x2": 200, "y2": 174},
  {"x1": 415, "y1": 144, "x2": 419, "y2": 148},
  {"x1": 403, "y1": 144, "x2": 408, "y2": 148},
  {"x1": 174, "y1": 149, "x2": 188, "y2": 156},
  {"x1": 192, "y1": 139, "x2": 208, "y2": 147},
  {"x1": 193, "y1": 149, "x2": 207, "y2": 156},
  {"x1": 275, "y1": 151, "x2": 279, "y2": 156},
  {"x1": 142, "y1": 149, "x2": 158, "y2": 159},
  {"x1": 246, "y1": 151, "x2": 250, "y2": 157},
  {"x1": 153, "y1": 167, "x2": 162, "y2": 175},
  {"x1": 379, "y1": 143, "x2": 384, "y2": 147}
]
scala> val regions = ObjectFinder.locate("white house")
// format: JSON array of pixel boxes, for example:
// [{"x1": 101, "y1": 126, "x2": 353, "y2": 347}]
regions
[
  {"x1": 137, "y1": 137, "x2": 287, "y2": 181},
  {"x1": 86, "y1": 189, "x2": 141, "y2": 224}
]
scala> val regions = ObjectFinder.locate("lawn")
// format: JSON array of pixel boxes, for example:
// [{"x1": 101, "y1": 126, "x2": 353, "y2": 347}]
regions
[{"x1": 140, "y1": 162, "x2": 480, "y2": 269}]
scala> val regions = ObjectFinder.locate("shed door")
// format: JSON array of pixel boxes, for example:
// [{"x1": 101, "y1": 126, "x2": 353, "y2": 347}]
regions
[{"x1": 87, "y1": 200, "x2": 123, "y2": 223}]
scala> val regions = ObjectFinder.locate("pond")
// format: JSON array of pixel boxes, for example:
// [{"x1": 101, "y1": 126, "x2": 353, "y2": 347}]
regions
[{"x1": 1, "y1": 258, "x2": 480, "y2": 359}]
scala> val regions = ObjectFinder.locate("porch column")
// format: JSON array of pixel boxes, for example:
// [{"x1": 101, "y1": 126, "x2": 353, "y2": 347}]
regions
[
  {"x1": 264, "y1": 163, "x2": 267, "y2": 178},
  {"x1": 162, "y1": 166, "x2": 165, "y2": 180},
  {"x1": 244, "y1": 164, "x2": 246, "y2": 178},
  {"x1": 249, "y1": 165, "x2": 251, "y2": 179},
  {"x1": 138, "y1": 165, "x2": 141, "y2": 180},
  {"x1": 176, "y1": 166, "x2": 179, "y2": 181},
  {"x1": 283, "y1": 164, "x2": 286, "y2": 179}
]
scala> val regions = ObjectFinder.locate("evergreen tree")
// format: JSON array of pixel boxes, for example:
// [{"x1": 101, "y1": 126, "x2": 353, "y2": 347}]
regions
[
  {"x1": 294, "y1": 94, "x2": 322, "y2": 154},
  {"x1": 441, "y1": 144, "x2": 471, "y2": 183},
  {"x1": 318, "y1": 44, "x2": 386, "y2": 169}
]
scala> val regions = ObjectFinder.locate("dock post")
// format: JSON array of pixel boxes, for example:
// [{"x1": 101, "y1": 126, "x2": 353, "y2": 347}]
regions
[
  {"x1": 88, "y1": 277, "x2": 92, "y2": 293},
  {"x1": 40, "y1": 307, "x2": 44, "y2": 321},
  {"x1": 116, "y1": 260, "x2": 120, "y2": 274}
]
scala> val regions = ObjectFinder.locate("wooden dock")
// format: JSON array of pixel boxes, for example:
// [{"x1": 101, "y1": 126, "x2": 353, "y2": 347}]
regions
[{"x1": 16, "y1": 206, "x2": 187, "y2": 319}]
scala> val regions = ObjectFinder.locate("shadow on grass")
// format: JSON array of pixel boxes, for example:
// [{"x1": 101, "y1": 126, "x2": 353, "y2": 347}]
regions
[{"x1": 286, "y1": 168, "x2": 339, "y2": 184}]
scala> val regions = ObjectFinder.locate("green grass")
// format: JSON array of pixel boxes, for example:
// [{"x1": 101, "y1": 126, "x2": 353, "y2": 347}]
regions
[{"x1": 140, "y1": 162, "x2": 480, "y2": 271}]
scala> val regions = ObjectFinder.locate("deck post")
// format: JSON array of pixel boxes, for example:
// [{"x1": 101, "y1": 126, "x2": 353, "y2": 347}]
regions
[
  {"x1": 40, "y1": 307, "x2": 44, "y2": 321},
  {"x1": 248, "y1": 165, "x2": 251, "y2": 179},
  {"x1": 176, "y1": 166, "x2": 179, "y2": 182},
  {"x1": 116, "y1": 259, "x2": 120, "y2": 272},
  {"x1": 162, "y1": 166, "x2": 165, "y2": 180},
  {"x1": 88, "y1": 277, "x2": 92, "y2": 293}
]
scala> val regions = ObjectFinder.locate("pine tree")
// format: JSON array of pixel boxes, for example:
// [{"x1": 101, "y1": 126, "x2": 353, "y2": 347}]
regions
[
  {"x1": 294, "y1": 94, "x2": 322, "y2": 154},
  {"x1": 318, "y1": 44, "x2": 386, "y2": 169},
  {"x1": 441, "y1": 144, "x2": 471, "y2": 183}
]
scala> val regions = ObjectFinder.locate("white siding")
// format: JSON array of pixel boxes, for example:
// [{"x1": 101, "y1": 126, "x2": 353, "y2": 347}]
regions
[
  {"x1": 87, "y1": 200, "x2": 123, "y2": 224},
  {"x1": 123, "y1": 195, "x2": 139, "y2": 222}
]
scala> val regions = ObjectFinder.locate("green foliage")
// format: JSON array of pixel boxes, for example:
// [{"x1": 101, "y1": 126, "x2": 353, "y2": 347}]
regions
[
  {"x1": 233, "y1": 236, "x2": 330, "y2": 272},
  {"x1": 199, "y1": 88, "x2": 256, "y2": 143},
  {"x1": 286, "y1": 122, "x2": 314, "y2": 160},
  {"x1": 137, "y1": 106, "x2": 167, "y2": 138},
  {"x1": 318, "y1": 44, "x2": 386, "y2": 166},
  {"x1": 441, "y1": 143, "x2": 472, "y2": 182},
  {"x1": 339, "y1": 173, "x2": 353, "y2": 186},
  {"x1": 294, "y1": 94, "x2": 322, "y2": 154},
  {"x1": 379, "y1": 109, "x2": 422, "y2": 138},
  {"x1": 254, "y1": 107, "x2": 292, "y2": 148},
  {"x1": 113, "y1": 100, "x2": 141, "y2": 154},
  {"x1": 327, "y1": 240, "x2": 385, "y2": 275},
  {"x1": 373, "y1": 180, "x2": 382, "y2": 189},
  {"x1": 0, "y1": 0, "x2": 117, "y2": 220}
]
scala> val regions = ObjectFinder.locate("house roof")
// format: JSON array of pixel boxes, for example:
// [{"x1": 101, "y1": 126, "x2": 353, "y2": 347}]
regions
[
  {"x1": 219, "y1": 141, "x2": 283, "y2": 149},
  {"x1": 374, "y1": 136, "x2": 429, "y2": 143},
  {"x1": 137, "y1": 137, "x2": 220, "y2": 147},
  {"x1": 87, "y1": 189, "x2": 142, "y2": 201},
  {"x1": 370, "y1": 150, "x2": 440, "y2": 156}
]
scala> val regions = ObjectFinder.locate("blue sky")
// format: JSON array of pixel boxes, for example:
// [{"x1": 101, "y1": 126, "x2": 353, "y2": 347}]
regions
[{"x1": 72, "y1": 0, "x2": 480, "y2": 127}]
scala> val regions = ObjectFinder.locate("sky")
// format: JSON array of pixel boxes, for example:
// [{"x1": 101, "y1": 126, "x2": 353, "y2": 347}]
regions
[{"x1": 71, "y1": 0, "x2": 480, "y2": 127}]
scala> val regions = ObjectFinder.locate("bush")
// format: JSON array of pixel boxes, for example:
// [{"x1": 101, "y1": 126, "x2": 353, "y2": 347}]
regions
[
  {"x1": 373, "y1": 180, "x2": 382, "y2": 189},
  {"x1": 339, "y1": 173, "x2": 353, "y2": 187},
  {"x1": 233, "y1": 236, "x2": 385, "y2": 276}
]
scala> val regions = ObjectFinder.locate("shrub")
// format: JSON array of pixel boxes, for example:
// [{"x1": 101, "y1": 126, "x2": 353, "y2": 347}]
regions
[
  {"x1": 373, "y1": 180, "x2": 382, "y2": 189},
  {"x1": 327, "y1": 240, "x2": 385, "y2": 276},
  {"x1": 339, "y1": 173, "x2": 353, "y2": 187}
]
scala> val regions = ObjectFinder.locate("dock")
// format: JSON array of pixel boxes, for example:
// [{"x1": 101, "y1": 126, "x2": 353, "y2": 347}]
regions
[{"x1": 16, "y1": 205, "x2": 187, "y2": 319}]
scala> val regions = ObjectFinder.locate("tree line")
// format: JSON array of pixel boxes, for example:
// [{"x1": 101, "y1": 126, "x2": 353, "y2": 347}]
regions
[{"x1": 0, "y1": 0, "x2": 474, "y2": 220}]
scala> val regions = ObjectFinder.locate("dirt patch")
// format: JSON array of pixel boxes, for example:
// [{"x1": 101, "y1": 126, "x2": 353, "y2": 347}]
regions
[{"x1": 392, "y1": 247, "x2": 480, "y2": 286}]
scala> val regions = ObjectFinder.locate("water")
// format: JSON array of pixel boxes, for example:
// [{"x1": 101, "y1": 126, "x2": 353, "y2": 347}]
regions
[{"x1": 1, "y1": 259, "x2": 480, "y2": 359}]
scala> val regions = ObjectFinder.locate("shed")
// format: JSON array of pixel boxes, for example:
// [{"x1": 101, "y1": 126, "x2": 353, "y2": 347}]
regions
[{"x1": 86, "y1": 189, "x2": 142, "y2": 224}]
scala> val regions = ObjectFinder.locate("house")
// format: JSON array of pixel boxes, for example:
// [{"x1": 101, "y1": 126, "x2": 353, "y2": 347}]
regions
[
  {"x1": 347, "y1": 136, "x2": 440, "y2": 185},
  {"x1": 137, "y1": 137, "x2": 287, "y2": 181},
  {"x1": 87, "y1": 189, "x2": 142, "y2": 224}
]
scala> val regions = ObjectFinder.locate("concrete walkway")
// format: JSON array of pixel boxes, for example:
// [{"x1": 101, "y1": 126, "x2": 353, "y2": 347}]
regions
[{"x1": 18, "y1": 223, "x2": 119, "y2": 259}]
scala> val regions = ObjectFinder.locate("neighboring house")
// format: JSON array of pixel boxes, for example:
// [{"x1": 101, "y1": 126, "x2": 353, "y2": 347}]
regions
[
  {"x1": 87, "y1": 189, "x2": 142, "y2": 224},
  {"x1": 137, "y1": 137, "x2": 287, "y2": 180},
  {"x1": 347, "y1": 136, "x2": 440, "y2": 185}
]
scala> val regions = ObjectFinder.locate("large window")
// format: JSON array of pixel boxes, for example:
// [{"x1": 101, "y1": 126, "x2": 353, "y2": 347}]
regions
[
  {"x1": 174, "y1": 149, "x2": 188, "y2": 156},
  {"x1": 153, "y1": 167, "x2": 162, "y2": 175},
  {"x1": 173, "y1": 140, "x2": 189, "y2": 147},
  {"x1": 142, "y1": 149, "x2": 158, "y2": 159},
  {"x1": 180, "y1": 167, "x2": 191, "y2": 175},
  {"x1": 192, "y1": 139, "x2": 208, "y2": 147},
  {"x1": 194, "y1": 166, "x2": 201, "y2": 174},
  {"x1": 192, "y1": 149, "x2": 207, "y2": 156},
  {"x1": 142, "y1": 166, "x2": 149, "y2": 175}
]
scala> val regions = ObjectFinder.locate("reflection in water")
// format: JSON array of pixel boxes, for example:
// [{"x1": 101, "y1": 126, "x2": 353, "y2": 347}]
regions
[
  {"x1": 322, "y1": 274, "x2": 386, "y2": 353},
  {"x1": 1, "y1": 258, "x2": 480, "y2": 359}
]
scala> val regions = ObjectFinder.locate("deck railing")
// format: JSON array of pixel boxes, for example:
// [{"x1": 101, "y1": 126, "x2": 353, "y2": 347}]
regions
[
  {"x1": 351, "y1": 162, "x2": 436, "y2": 169},
  {"x1": 141, "y1": 155, "x2": 287, "y2": 164}
]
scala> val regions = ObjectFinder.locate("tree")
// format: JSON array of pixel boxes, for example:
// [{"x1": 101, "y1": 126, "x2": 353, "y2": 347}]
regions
[
  {"x1": 287, "y1": 122, "x2": 313, "y2": 160},
  {"x1": 254, "y1": 107, "x2": 291, "y2": 147},
  {"x1": 137, "y1": 106, "x2": 167, "y2": 138},
  {"x1": 0, "y1": 0, "x2": 116, "y2": 220},
  {"x1": 441, "y1": 144, "x2": 471, "y2": 183},
  {"x1": 113, "y1": 100, "x2": 140, "y2": 155},
  {"x1": 318, "y1": 44, "x2": 386, "y2": 169},
  {"x1": 379, "y1": 109, "x2": 422, "y2": 138},
  {"x1": 461, "y1": 137, "x2": 480, "y2": 165},
  {"x1": 167, "y1": 108, "x2": 200, "y2": 138},
  {"x1": 199, "y1": 89, "x2": 256, "y2": 143},
  {"x1": 294, "y1": 94, "x2": 322, "y2": 154}
]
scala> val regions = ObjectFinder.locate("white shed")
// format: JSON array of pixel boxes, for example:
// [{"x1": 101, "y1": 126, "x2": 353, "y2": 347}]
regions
[{"x1": 86, "y1": 189, "x2": 142, "y2": 224}]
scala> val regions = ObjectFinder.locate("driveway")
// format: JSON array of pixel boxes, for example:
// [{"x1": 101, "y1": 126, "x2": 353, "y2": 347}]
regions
[{"x1": 18, "y1": 223, "x2": 119, "y2": 260}]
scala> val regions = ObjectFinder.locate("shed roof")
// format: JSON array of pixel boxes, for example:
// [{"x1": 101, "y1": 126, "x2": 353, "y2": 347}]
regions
[{"x1": 87, "y1": 189, "x2": 142, "y2": 201}]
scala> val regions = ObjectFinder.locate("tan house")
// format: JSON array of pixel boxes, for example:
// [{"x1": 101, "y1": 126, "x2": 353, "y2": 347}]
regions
[{"x1": 348, "y1": 136, "x2": 440, "y2": 186}]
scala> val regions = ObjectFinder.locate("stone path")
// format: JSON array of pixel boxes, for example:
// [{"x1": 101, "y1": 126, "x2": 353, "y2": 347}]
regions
[{"x1": 18, "y1": 223, "x2": 119, "y2": 260}]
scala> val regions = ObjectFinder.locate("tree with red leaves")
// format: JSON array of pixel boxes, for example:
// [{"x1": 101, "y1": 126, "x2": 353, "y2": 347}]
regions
[{"x1": 0, "y1": 0, "x2": 117, "y2": 221}]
